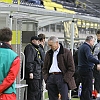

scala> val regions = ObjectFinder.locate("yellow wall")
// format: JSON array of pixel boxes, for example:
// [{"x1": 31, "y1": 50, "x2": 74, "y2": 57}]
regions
[{"x1": 11, "y1": 31, "x2": 21, "y2": 44}]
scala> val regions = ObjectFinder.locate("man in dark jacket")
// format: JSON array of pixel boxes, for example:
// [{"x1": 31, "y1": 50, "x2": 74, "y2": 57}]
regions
[
  {"x1": 38, "y1": 33, "x2": 45, "y2": 62},
  {"x1": 93, "y1": 29, "x2": 100, "y2": 93},
  {"x1": 42, "y1": 36, "x2": 76, "y2": 100},
  {"x1": 38, "y1": 33, "x2": 46, "y2": 100},
  {"x1": 78, "y1": 36, "x2": 100, "y2": 100},
  {"x1": 72, "y1": 48, "x2": 81, "y2": 97},
  {"x1": 24, "y1": 36, "x2": 43, "y2": 100}
]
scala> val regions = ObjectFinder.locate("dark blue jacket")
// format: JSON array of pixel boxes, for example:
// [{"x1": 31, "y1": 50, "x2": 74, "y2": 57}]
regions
[{"x1": 78, "y1": 42, "x2": 100, "y2": 69}]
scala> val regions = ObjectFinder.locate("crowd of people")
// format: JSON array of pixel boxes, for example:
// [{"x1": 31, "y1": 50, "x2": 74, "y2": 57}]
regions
[
  {"x1": 0, "y1": 27, "x2": 100, "y2": 100},
  {"x1": 72, "y1": 30, "x2": 100, "y2": 100},
  {"x1": 24, "y1": 35, "x2": 76, "y2": 100}
]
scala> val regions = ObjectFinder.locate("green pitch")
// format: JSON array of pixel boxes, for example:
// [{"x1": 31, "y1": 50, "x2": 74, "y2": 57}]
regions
[{"x1": 72, "y1": 98, "x2": 80, "y2": 100}]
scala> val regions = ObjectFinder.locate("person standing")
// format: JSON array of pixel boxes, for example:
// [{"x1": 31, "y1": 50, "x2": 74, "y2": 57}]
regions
[
  {"x1": 42, "y1": 36, "x2": 76, "y2": 100},
  {"x1": 0, "y1": 27, "x2": 20, "y2": 100},
  {"x1": 78, "y1": 36, "x2": 100, "y2": 100},
  {"x1": 93, "y1": 29, "x2": 100, "y2": 93},
  {"x1": 38, "y1": 33, "x2": 46, "y2": 100},
  {"x1": 72, "y1": 48, "x2": 81, "y2": 97},
  {"x1": 24, "y1": 36, "x2": 43, "y2": 100},
  {"x1": 38, "y1": 33, "x2": 46, "y2": 61}
]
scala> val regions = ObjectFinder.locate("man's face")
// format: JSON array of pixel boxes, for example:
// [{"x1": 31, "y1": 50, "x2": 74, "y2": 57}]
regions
[
  {"x1": 43, "y1": 39, "x2": 45, "y2": 45},
  {"x1": 97, "y1": 34, "x2": 100, "y2": 40},
  {"x1": 32, "y1": 39, "x2": 39, "y2": 45},
  {"x1": 48, "y1": 40, "x2": 58, "y2": 51},
  {"x1": 90, "y1": 38, "x2": 95, "y2": 46}
]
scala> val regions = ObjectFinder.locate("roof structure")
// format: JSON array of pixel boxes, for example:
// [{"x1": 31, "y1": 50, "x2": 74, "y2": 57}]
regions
[{"x1": 0, "y1": 2, "x2": 100, "y2": 28}]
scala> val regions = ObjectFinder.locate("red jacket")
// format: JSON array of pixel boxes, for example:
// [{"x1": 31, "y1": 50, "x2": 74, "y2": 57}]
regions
[{"x1": 0, "y1": 57, "x2": 20, "y2": 100}]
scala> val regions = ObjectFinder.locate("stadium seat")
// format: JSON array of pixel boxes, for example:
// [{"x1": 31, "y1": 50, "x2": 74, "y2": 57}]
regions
[
  {"x1": 0, "y1": 0, "x2": 12, "y2": 4},
  {"x1": 43, "y1": 0, "x2": 51, "y2": 1},
  {"x1": 44, "y1": 6, "x2": 54, "y2": 10},
  {"x1": 63, "y1": 8, "x2": 76, "y2": 14}
]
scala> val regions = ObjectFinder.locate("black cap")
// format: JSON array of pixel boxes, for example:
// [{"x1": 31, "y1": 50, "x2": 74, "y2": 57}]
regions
[{"x1": 31, "y1": 36, "x2": 40, "y2": 41}]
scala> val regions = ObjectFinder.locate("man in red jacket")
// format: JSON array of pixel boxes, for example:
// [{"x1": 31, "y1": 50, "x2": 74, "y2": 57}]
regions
[{"x1": 0, "y1": 27, "x2": 20, "y2": 100}]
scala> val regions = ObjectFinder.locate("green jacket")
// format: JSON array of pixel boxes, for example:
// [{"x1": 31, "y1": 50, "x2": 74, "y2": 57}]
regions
[{"x1": 0, "y1": 48, "x2": 17, "y2": 93}]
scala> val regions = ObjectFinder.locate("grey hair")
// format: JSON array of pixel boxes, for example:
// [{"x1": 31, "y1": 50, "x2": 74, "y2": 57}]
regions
[
  {"x1": 85, "y1": 36, "x2": 94, "y2": 41},
  {"x1": 48, "y1": 36, "x2": 59, "y2": 43}
]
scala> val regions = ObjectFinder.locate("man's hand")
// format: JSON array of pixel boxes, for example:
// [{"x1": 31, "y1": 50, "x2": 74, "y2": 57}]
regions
[
  {"x1": 97, "y1": 64, "x2": 100, "y2": 70},
  {"x1": 29, "y1": 73, "x2": 33, "y2": 79}
]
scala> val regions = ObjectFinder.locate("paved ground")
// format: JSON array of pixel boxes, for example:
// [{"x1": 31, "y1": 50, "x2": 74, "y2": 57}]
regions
[
  {"x1": 46, "y1": 98, "x2": 100, "y2": 100},
  {"x1": 72, "y1": 98, "x2": 100, "y2": 100}
]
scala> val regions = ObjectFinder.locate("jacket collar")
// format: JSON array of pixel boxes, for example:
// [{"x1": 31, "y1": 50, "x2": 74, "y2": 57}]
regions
[
  {"x1": 31, "y1": 42, "x2": 39, "y2": 49},
  {"x1": 39, "y1": 44, "x2": 44, "y2": 49},
  {"x1": 0, "y1": 42, "x2": 12, "y2": 49},
  {"x1": 84, "y1": 42, "x2": 92, "y2": 49},
  {"x1": 48, "y1": 43, "x2": 64, "y2": 55}
]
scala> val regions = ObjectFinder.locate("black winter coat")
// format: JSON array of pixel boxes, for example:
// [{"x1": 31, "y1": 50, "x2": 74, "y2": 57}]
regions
[{"x1": 24, "y1": 43, "x2": 43, "y2": 79}]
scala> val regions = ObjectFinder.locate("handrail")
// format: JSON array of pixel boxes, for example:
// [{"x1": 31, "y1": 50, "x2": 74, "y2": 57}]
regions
[{"x1": 20, "y1": 52, "x2": 25, "y2": 82}]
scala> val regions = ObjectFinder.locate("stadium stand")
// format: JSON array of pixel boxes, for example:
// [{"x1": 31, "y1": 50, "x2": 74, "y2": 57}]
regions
[
  {"x1": 1, "y1": 0, "x2": 100, "y2": 18},
  {"x1": 43, "y1": 0, "x2": 76, "y2": 14}
]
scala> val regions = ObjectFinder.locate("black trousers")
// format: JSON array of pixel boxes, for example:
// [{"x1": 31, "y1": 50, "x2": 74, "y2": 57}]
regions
[
  {"x1": 93, "y1": 69, "x2": 100, "y2": 93},
  {"x1": 46, "y1": 74, "x2": 69, "y2": 100},
  {"x1": 26, "y1": 79, "x2": 40, "y2": 100},
  {"x1": 38, "y1": 77, "x2": 43, "y2": 100},
  {"x1": 79, "y1": 69, "x2": 93, "y2": 100}
]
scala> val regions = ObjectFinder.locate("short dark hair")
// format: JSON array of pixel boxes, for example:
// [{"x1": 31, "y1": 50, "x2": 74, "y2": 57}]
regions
[
  {"x1": 85, "y1": 36, "x2": 94, "y2": 42},
  {"x1": 38, "y1": 34, "x2": 45, "y2": 41},
  {"x1": 0, "y1": 27, "x2": 12, "y2": 42},
  {"x1": 96, "y1": 29, "x2": 100, "y2": 35}
]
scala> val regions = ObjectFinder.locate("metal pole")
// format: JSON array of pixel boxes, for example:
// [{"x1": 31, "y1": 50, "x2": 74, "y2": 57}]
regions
[
  {"x1": 9, "y1": 12, "x2": 13, "y2": 44},
  {"x1": 69, "y1": 20, "x2": 75, "y2": 100},
  {"x1": 70, "y1": 20, "x2": 75, "y2": 55},
  {"x1": 9, "y1": 12, "x2": 13, "y2": 30}
]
